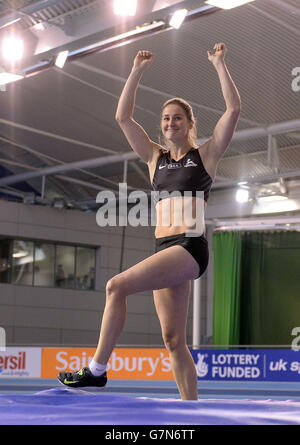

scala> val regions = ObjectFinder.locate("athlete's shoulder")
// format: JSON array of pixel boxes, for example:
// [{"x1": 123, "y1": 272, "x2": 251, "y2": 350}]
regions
[
  {"x1": 153, "y1": 142, "x2": 168, "y2": 155},
  {"x1": 148, "y1": 143, "x2": 167, "y2": 178},
  {"x1": 152, "y1": 143, "x2": 168, "y2": 162}
]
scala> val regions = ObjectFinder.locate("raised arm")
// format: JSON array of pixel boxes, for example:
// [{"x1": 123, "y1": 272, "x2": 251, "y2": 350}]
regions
[
  {"x1": 115, "y1": 50, "x2": 161, "y2": 164},
  {"x1": 206, "y1": 43, "x2": 241, "y2": 162}
]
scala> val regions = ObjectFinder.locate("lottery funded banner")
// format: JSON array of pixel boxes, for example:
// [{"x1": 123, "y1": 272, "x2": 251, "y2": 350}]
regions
[
  {"x1": 5, "y1": 347, "x2": 298, "y2": 381},
  {"x1": 191, "y1": 349, "x2": 300, "y2": 382},
  {"x1": 41, "y1": 347, "x2": 173, "y2": 380}
]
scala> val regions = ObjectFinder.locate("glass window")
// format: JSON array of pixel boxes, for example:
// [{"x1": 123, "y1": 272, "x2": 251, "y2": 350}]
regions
[
  {"x1": 0, "y1": 238, "x2": 11, "y2": 283},
  {"x1": 76, "y1": 247, "x2": 95, "y2": 290},
  {"x1": 34, "y1": 243, "x2": 55, "y2": 287},
  {"x1": 55, "y1": 245, "x2": 75, "y2": 288},
  {"x1": 12, "y1": 240, "x2": 34, "y2": 286},
  {"x1": 3, "y1": 239, "x2": 96, "y2": 291}
]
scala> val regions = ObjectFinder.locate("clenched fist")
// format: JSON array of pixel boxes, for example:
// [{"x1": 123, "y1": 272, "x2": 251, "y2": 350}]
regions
[
  {"x1": 207, "y1": 42, "x2": 227, "y2": 67},
  {"x1": 133, "y1": 50, "x2": 155, "y2": 72}
]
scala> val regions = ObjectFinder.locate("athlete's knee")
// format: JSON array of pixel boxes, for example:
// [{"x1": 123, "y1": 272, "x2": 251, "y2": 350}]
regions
[
  {"x1": 105, "y1": 275, "x2": 126, "y2": 300},
  {"x1": 163, "y1": 331, "x2": 185, "y2": 353}
]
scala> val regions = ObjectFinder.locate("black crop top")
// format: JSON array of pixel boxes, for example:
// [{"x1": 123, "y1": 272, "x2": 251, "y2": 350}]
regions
[{"x1": 151, "y1": 148, "x2": 213, "y2": 202}]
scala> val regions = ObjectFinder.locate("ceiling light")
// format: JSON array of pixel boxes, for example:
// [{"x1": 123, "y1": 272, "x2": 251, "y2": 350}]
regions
[
  {"x1": 0, "y1": 71, "x2": 24, "y2": 86},
  {"x1": 114, "y1": 0, "x2": 137, "y2": 16},
  {"x1": 33, "y1": 23, "x2": 45, "y2": 31},
  {"x1": 169, "y1": 9, "x2": 188, "y2": 29},
  {"x1": 204, "y1": 0, "x2": 255, "y2": 9},
  {"x1": 52, "y1": 198, "x2": 66, "y2": 209},
  {"x1": 55, "y1": 50, "x2": 69, "y2": 69},
  {"x1": 236, "y1": 188, "x2": 249, "y2": 203},
  {"x1": 2, "y1": 37, "x2": 24, "y2": 61},
  {"x1": 258, "y1": 194, "x2": 288, "y2": 202},
  {"x1": 13, "y1": 251, "x2": 28, "y2": 258},
  {"x1": 23, "y1": 192, "x2": 35, "y2": 204}
]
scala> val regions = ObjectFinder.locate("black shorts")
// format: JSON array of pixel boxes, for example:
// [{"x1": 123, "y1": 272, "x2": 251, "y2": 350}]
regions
[{"x1": 155, "y1": 232, "x2": 209, "y2": 278}]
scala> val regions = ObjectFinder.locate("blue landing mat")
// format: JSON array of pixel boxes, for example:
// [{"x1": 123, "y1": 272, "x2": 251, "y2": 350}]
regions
[{"x1": 0, "y1": 388, "x2": 300, "y2": 425}]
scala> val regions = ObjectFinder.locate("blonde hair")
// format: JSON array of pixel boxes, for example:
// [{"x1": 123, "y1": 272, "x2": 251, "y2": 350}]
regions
[{"x1": 158, "y1": 97, "x2": 198, "y2": 149}]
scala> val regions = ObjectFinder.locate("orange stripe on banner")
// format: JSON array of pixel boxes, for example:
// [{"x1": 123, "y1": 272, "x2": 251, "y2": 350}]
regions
[{"x1": 41, "y1": 348, "x2": 173, "y2": 380}]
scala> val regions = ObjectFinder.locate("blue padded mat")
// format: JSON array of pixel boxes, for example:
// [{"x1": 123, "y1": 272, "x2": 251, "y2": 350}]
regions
[{"x1": 0, "y1": 387, "x2": 300, "y2": 425}]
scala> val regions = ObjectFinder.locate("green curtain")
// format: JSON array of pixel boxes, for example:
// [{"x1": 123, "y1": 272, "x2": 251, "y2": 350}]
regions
[
  {"x1": 213, "y1": 230, "x2": 300, "y2": 347},
  {"x1": 240, "y1": 231, "x2": 300, "y2": 346},
  {"x1": 212, "y1": 231, "x2": 243, "y2": 346}
]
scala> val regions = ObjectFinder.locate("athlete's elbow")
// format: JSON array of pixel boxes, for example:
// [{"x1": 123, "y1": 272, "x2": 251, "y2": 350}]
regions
[
  {"x1": 115, "y1": 112, "x2": 122, "y2": 122},
  {"x1": 226, "y1": 104, "x2": 241, "y2": 115},
  {"x1": 115, "y1": 114, "x2": 132, "y2": 124}
]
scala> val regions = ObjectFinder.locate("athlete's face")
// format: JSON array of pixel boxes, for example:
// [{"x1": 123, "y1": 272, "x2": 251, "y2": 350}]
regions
[{"x1": 161, "y1": 104, "x2": 192, "y2": 143}]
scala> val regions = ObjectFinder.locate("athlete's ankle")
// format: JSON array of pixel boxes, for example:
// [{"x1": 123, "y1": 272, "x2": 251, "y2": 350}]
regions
[{"x1": 88, "y1": 359, "x2": 107, "y2": 376}]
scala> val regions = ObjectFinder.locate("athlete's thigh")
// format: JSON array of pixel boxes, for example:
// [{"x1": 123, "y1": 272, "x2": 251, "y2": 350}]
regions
[
  {"x1": 153, "y1": 280, "x2": 191, "y2": 337},
  {"x1": 115, "y1": 245, "x2": 199, "y2": 296}
]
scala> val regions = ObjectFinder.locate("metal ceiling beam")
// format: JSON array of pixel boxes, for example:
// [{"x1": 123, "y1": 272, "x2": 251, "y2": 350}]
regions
[
  {"x1": 267, "y1": 135, "x2": 287, "y2": 194},
  {"x1": 198, "y1": 118, "x2": 300, "y2": 144},
  {"x1": 0, "y1": 156, "x2": 84, "y2": 199},
  {"x1": 0, "y1": 133, "x2": 132, "y2": 189},
  {"x1": 7, "y1": 0, "x2": 215, "y2": 76},
  {"x1": 0, "y1": 0, "x2": 63, "y2": 29},
  {"x1": 55, "y1": 174, "x2": 118, "y2": 192},
  {"x1": 212, "y1": 169, "x2": 300, "y2": 190},
  {"x1": 0, "y1": 156, "x2": 119, "y2": 192},
  {"x1": 0, "y1": 151, "x2": 137, "y2": 186},
  {"x1": 1, "y1": 118, "x2": 300, "y2": 187},
  {"x1": 0, "y1": 134, "x2": 142, "y2": 190},
  {"x1": 0, "y1": 117, "x2": 116, "y2": 154}
]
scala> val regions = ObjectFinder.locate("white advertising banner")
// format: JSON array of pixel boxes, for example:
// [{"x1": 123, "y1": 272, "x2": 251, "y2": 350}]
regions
[{"x1": 0, "y1": 347, "x2": 41, "y2": 378}]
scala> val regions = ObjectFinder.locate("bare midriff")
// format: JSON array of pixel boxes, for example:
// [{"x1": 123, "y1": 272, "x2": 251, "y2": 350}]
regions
[{"x1": 154, "y1": 195, "x2": 206, "y2": 239}]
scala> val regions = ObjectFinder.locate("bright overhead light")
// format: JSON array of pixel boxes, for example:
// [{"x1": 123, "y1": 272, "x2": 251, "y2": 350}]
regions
[
  {"x1": 169, "y1": 9, "x2": 188, "y2": 29},
  {"x1": 204, "y1": 0, "x2": 255, "y2": 9},
  {"x1": 55, "y1": 50, "x2": 69, "y2": 69},
  {"x1": 236, "y1": 188, "x2": 249, "y2": 203},
  {"x1": 2, "y1": 36, "x2": 24, "y2": 61},
  {"x1": 13, "y1": 251, "x2": 28, "y2": 258},
  {"x1": 41, "y1": 46, "x2": 51, "y2": 53},
  {"x1": 0, "y1": 71, "x2": 24, "y2": 86},
  {"x1": 33, "y1": 22, "x2": 45, "y2": 31},
  {"x1": 114, "y1": 0, "x2": 137, "y2": 16},
  {"x1": 52, "y1": 198, "x2": 66, "y2": 209},
  {"x1": 258, "y1": 194, "x2": 288, "y2": 202}
]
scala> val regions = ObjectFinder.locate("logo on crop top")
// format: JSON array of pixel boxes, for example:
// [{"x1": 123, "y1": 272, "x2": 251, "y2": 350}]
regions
[
  {"x1": 158, "y1": 164, "x2": 167, "y2": 169},
  {"x1": 184, "y1": 159, "x2": 198, "y2": 167},
  {"x1": 168, "y1": 163, "x2": 181, "y2": 169}
]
